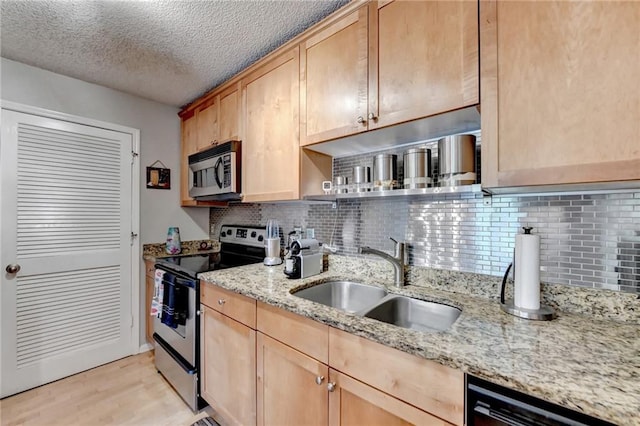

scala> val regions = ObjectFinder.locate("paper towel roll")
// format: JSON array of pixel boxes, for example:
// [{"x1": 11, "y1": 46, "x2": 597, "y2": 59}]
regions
[{"x1": 514, "y1": 231, "x2": 540, "y2": 310}]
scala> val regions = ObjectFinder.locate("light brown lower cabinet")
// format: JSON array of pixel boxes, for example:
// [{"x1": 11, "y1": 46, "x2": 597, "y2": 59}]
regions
[
  {"x1": 255, "y1": 302, "x2": 462, "y2": 426},
  {"x1": 256, "y1": 333, "x2": 329, "y2": 426},
  {"x1": 200, "y1": 304, "x2": 256, "y2": 426},
  {"x1": 328, "y1": 369, "x2": 452, "y2": 426},
  {"x1": 201, "y1": 292, "x2": 463, "y2": 426},
  {"x1": 144, "y1": 260, "x2": 155, "y2": 345}
]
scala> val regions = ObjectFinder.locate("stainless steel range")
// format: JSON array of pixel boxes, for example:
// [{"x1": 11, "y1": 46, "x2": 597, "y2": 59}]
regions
[{"x1": 152, "y1": 225, "x2": 267, "y2": 411}]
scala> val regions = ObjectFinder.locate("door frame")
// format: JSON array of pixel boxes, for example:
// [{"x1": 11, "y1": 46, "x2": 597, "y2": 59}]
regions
[{"x1": 0, "y1": 100, "x2": 141, "y2": 356}]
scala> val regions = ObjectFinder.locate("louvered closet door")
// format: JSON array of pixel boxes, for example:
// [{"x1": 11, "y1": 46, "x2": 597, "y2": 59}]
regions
[{"x1": 1, "y1": 110, "x2": 134, "y2": 397}]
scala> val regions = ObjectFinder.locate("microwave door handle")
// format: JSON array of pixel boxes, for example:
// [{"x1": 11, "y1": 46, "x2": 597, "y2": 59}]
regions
[{"x1": 214, "y1": 157, "x2": 223, "y2": 189}]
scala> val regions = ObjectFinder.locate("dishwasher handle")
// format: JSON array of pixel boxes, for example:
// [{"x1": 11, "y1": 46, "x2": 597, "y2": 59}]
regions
[{"x1": 473, "y1": 401, "x2": 537, "y2": 426}]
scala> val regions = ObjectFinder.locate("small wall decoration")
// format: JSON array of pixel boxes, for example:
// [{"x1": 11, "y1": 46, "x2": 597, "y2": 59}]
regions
[{"x1": 146, "y1": 160, "x2": 171, "y2": 190}]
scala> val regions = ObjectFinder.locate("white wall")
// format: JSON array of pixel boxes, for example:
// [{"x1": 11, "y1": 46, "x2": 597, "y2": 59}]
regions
[{"x1": 1, "y1": 58, "x2": 210, "y2": 346}]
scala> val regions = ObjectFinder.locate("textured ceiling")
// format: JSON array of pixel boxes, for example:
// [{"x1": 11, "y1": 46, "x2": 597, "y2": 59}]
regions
[{"x1": 1, "y1": 0, "x2": 349, "y2": 107}]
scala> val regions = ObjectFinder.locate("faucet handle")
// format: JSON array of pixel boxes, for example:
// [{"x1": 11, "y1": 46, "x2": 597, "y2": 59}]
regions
[{"x1": 390, "y1": 237, "x2": 398, "y2": 245}]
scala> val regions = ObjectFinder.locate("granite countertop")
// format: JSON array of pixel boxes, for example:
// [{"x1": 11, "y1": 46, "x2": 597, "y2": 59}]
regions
[
  {"x1": 143, "y1": 240, "x2": 220, "y2": 261},
  {"x1": 199, "y1": 257, "x2": 639, "y2": 425}
]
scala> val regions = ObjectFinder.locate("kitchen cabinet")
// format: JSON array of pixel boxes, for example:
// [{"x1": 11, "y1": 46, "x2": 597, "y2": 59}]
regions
[
  {"x1": 242, "y1": 47, "x2": 330, "y2": 203},
  {"x1": 179, "y1": 111, "x2": 198, "y2": 206},
  {"x1": 200, "y1": 284, "x2": 256, "y2": 426},
  {"x1": 255, "y1": 301, "x2": 462, "y2": 426},
  {"x1": 195, "y1": 97, "x2": 218, "y2": 152},
  {"x1": 300, "y1": 0, "x2": 479, "y2": 146},
  {"x1": 144, "y1": 260, "x2": 155, "y2": 345},
  {"x1": 329, "y1": 327, "x2": 464, "y2": 426},
  {"x1": 256, "y1": 333, "x2": 329, "y2": 426},
  {"x1": 328, "y1": 369, "x2": 451, "y2": 426},
  {"x1": 300, "y1": 5, "x2": 369, "y2": 145},
  {"x1": 480, "y1": 0, "x2": 640, "y2": 189},
  {"x1": 195, "y1": 83, "x2": 241, "y2": 151}
]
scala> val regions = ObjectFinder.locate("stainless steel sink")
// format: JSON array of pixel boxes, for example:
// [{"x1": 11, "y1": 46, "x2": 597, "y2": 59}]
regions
[
  {"x1": 292, "y1": 281, "x2": 388, "y2": 313},
  {"x1": 363, "y1": 296, "x2": 461, "y2": 332}
]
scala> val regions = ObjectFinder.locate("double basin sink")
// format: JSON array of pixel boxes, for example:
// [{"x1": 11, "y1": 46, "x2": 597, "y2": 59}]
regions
[{"x1": 292, "y1": 280, "x2": 461, "y2": 332}]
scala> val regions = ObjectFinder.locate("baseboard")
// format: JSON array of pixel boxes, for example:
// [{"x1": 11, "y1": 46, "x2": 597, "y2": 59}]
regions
[{"x1": 138, "y1": 342, "x2": 154, "y2": 353}]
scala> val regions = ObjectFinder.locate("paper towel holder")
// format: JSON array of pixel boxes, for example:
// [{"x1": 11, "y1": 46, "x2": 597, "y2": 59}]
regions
[{"x1": 499, "y1": 240, "x2": 556, "y2": 321}]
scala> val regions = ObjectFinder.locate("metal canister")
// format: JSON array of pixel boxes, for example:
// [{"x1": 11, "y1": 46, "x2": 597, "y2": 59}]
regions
[
  {"x1": 352, "y1": 166, "x2": 371, "y2": 192},
  {"x1": 403, "y1": 148, "x2": 432, "y2": 189},
  {"x1": 372, "y1": 154, "x2": 397, "y2": 190},
  {"x1": 437, "y1": 134, "x2": 476, "y2": 186}
]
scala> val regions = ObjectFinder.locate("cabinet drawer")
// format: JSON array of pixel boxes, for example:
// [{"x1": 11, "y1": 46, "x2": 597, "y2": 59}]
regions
[
  {"x1": 201, "y1": 282, "x2": 256, "y2": 329},
  {"x1": 329, "y1": 328, "x2": 464, "y2": 426},
  {"x1": 257, "y1": 302, "x2": 328, "y2": 364}
]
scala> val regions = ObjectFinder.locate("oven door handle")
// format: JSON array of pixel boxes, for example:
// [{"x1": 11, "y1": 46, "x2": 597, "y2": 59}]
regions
[
  {"x1": 474, "y1": 401, "x2": 537, "y2": 426},
  {"x1": 153, "y1": 333, "x2": 196, "y2": 374}
]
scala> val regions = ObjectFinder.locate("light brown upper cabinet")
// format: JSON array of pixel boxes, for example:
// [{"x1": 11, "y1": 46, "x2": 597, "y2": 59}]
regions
[
  {"x1": 481, "y1": 0, "x2": 640, "y2": 189},
  {"x1": 195, "y1": 97, "x2": 219, "y2": 151},
  {"x1": 195, "y1": 83, "x2": 241, "y2": 151},
  {"x1": 241, "y1": 48, "x2": 302, "y2": 202},
  {"x1": 179, "y1": 111, "x2": 198, "y2": 206},
  {"x1": 300, "y1": 6, "x2": 369, "y2": 145},
  {"x1": 300, "y1": 0, "x2": 479, "y2": 146}
]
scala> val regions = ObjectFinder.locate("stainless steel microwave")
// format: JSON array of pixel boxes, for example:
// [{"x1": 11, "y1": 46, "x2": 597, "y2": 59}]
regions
[{"x1": 188, "y1": 141, "x2": 241, "y2": 201}]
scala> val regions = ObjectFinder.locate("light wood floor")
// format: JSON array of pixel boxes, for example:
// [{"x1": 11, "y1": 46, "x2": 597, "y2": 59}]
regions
[{"x1": 0, "y1": 351, "x2": 210, "y2": 426}]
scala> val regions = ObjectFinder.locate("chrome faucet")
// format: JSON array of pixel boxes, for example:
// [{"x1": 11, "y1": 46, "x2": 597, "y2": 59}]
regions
[{"x1": 359, "y1": 238, "x2": 406, "y2": 287}]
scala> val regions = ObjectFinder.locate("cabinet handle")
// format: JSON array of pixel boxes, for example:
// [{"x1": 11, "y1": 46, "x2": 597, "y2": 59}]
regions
[
  {"x1": 368, "y1": 112, "x2": 378, "y2": 121},
  {"x1": 315, "y1": 376, "x2": 325, "y2": 385},
  {"x1": 218, "y1": 299, "x2": 226, "y2": 305},
  {"x1": 356, "y1": 116, "x2": 365, "y2": 125},
  {"x1": 327, "y1": 382, "x2": 336, "y2": 392}
]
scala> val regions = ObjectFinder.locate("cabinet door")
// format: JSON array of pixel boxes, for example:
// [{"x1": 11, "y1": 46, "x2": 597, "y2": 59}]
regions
[
  {"x1": 370, "y1": 0, "x2": 478, "y2": 130},
  {"x1": 144, "y1": 260, "x2": 155, "y2": 345},
  {"x1": 180, "y1": 112, "x2": 198, "y2": 206},
  {"x1": 201, "y1": 305, "x2": 256, "y2": 426},
  {"x1": 257, "y1": 333, "x2": 329, "y2": 426},
  {"x1": 219, "y1": 83, "x2": 241, "y2": 142},
  {"x1": 328, "y1": 369, "x2": 451, "y2": 426},
  {"x1": 481, "y1": 0, "x2": 640, "y2": 188},
  {"x1": 242, "y1": 48, "x2": 300, "y2": 202},
  {"x1": 300, "y1": 6, "x2": 369, "y2": 145},
  {"x1": 196, "y1": 98, "x2": 219, "y2": 151}
]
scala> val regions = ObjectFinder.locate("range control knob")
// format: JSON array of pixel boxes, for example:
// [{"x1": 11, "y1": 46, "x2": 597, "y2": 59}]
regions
[
  {"x1": 251, "y1": 231, "x2": 257, "y2": 238},
  {"x1": 220, "y1": 231, "x2": 226, "y2": 237},
  {"x1": 258, "y1": 235, "x2": 264, "y2": 242}
]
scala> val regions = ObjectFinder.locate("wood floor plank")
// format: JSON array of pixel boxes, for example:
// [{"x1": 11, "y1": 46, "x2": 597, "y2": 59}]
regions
[{"x1": 0, "y1": 351, "x2": 208, "y2": 426}]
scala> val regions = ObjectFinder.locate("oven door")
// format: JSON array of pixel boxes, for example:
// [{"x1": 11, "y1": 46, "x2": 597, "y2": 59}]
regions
[{"x1": 153, "y1": 269, "x2": 197, "y2": 366}]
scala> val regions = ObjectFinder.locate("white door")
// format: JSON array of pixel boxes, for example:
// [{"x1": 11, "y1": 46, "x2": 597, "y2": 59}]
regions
[{"x1": 1, "y1": 109, "x2": 135, "y2": 397}]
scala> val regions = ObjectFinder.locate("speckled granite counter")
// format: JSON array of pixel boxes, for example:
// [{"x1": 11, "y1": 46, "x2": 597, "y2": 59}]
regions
[
  {"x1": 199, "y1": 256, "x2": 639, "y2": 425},
  {"x1": 143, "y1": 240, "x2": 220, "y2": 261}
]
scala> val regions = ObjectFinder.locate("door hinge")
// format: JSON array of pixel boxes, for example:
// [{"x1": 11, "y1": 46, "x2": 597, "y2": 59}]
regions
[
  {"x1": 131, "y1": 314, "x2": 134, "y2": 328},
  {"x1": 131, "y1": 232, "x2": 138, "y2": 246},
  {"x1": 131, "y1": 151, "x2": 139, "y2": 164}
]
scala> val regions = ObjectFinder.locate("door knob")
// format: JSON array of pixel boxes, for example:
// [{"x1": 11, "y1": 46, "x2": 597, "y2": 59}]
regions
[
  {"x1": 327, "y1": 382, "x2": 336, "y2": 392},
  {"x1": 218, "y1": 299, "x2": 226, "y2": 305},
  {"x1": 368, "y1": 112, "x2": 378, "y2": 121},
  {"x1": 6, "y1": 264, "x2": 20, "y2": 274},
  {"x1": 315, "y1": 376, "x2": 325, "y2": 385},
  {"x1": 356, "y1": 116, "x2": 365, "y2": 124}
]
